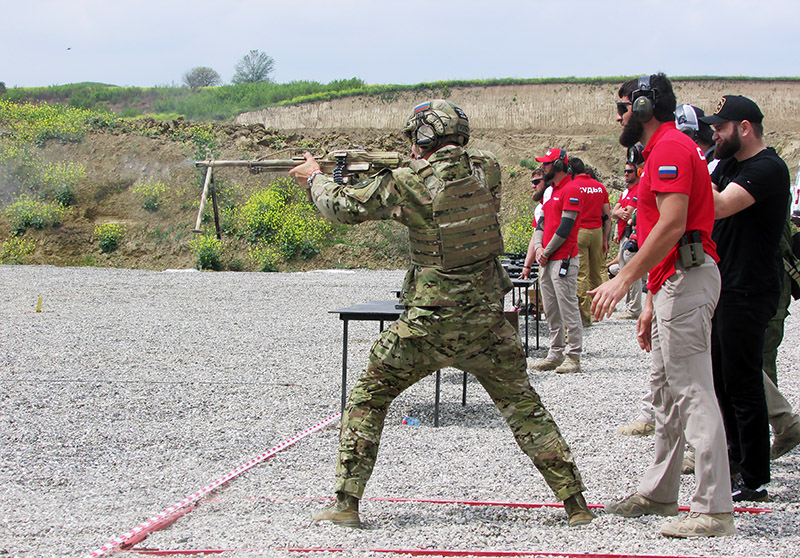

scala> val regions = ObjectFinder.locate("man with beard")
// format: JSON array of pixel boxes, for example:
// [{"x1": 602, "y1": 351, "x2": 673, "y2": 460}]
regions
[
  {"x1": 523, "y1": 148, "x2": 584, "y2": 374},
  {"x1": 699, "y1": 96, "x2": 791, "y2": 502},
  {"x1": 590, "y1": 74, "x2": 734, "y2": 538}
]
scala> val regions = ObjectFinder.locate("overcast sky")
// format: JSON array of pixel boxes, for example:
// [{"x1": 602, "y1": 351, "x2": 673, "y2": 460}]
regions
[{"x1": 2, "y1": 0, "x2": 798, "y2": 88}]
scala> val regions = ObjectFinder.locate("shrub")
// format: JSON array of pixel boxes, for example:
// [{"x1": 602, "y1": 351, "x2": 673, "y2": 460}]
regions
[
  {"x1": 233, "y1": 178, "x2": 332, "y2": 261},
  {"x1": 5, "y1": 194, "x2": 67, "y2": 235},
  {"x1": 501, "y1": 209, "x2": 536, "y2": 255},
  {"x1": 132, "y1": 180, "x2": 167, "y2": 212},
  {"x1": 189, "y1": 233, "x2": 223, "y2": 270},
  {"x1": 94, "y1": 223, "x2": 126, "y2": 253},
  {"x1": 41, "y1": 160, "x2": 86, "y2": 205},
  {"x1": 248, "y1": 240, "x2": 281, "y2": 272},
  {"x1": 0, "y1": 236, "x2": 36, "y2": 264}
]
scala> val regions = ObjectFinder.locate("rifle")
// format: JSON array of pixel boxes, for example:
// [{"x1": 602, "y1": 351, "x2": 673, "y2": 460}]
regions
[{"x1": 192, "y1": 148, "x2": 407, "y2": 237}]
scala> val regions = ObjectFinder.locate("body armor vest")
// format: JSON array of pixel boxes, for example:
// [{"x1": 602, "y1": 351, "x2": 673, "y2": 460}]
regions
[{"x1": 407, "y1": 158, "x2": 504, "y2": 271}]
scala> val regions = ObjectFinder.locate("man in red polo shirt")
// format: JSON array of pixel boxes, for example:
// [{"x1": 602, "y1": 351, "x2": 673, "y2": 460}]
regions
[
  {"x1": 590, "y1": 74, "x2": 734, "y2": 538},
  {"x1": 571, "y1": 158, "x2": 611, "y2": 327},
  {"x1": 523, "y1": 148, "x2": 583, "y2": 374}
]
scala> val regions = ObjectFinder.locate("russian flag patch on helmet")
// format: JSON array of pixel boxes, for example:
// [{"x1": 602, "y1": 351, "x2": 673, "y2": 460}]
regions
[
  {"x1": 658, "y1": 165, "x2": 678, "y2": 179},
  {"x1": 413, "y1": 102, "x2": 431, "y2": 113}
]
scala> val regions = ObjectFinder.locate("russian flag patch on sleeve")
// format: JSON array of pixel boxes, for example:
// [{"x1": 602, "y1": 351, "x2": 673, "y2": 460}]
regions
[
  {"x1": 658, "y1": 165, "x2": 678, "y2": 179},
  {"x1": 569, "y1": 197, "x2": 580, "y2": 206}
]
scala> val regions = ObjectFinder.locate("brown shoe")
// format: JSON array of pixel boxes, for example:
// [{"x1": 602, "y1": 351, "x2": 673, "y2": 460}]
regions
[
  {"x1": 563, "y1": 493, "x2": 595, "y2": 526},
  {"x1": 312, "y1": 493, "x2": 361, "y2": 528}
]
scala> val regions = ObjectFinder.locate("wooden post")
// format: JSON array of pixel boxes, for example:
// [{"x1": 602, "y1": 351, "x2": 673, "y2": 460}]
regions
[{"x1": 193, "y1": 166, "x2": 214, "y2": 233}]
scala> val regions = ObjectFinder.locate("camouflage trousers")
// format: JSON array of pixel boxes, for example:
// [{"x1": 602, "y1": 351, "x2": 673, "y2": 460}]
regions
[
  {"x1": 762, "y1": 272, "x2": 792, "y2": 386},
  {"x1": 334, "y1": 302, "x2": 585, "y2": 502}
]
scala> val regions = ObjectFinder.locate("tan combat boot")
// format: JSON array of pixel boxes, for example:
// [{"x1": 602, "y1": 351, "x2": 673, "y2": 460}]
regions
[
  {"x1": 660, "y1": 512, "x2": 736, "y2": 538},
  {"x1": 563, "y1": 492, "x2": 595, "y2": 526},
  {"x1": 617, "y1": 419, "x2": 655, "y2": 436},
  {"x1": 312, "y1": 492, "x2": 361, "y2": 528},
  {"x1": 605, "y1": 492, "x2": 678, "y2": 518},
  {"x1": 529, "y1": 356, "x2": 564, "y2": 371},
  {"x1": 554, "y1": 355, "x2": 581, "y2": 374}
]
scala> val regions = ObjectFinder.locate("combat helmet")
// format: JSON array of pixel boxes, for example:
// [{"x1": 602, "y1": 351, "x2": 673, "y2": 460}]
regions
[{"x1": 403, "y1": 99, "x2": 470, "y2": 149}]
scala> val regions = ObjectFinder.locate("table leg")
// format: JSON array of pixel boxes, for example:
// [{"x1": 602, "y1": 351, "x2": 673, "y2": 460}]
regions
[
  {"x1": 341, "y1": 320, "x2": 349, "y2": 414},
  {"x1": 535, "y1": 280, "x2": 540, "y2": 349},
  {"x1": 523, "y1": 286, "x2": 530, "y2": 356},
  {"x1": 435, "y1": 369, "x2": 441, "y2": 427}
]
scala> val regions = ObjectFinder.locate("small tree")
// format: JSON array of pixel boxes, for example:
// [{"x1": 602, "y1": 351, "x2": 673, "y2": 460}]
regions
[
  {"x1": 183, "y1": 67, "x2": 222, "y2": 89},
  {"x1": 0, "y1": 82, "x2": 6, "y2": 96},
  {"x1": 232, "y1": 50, "x2": 275, "y2": 84}
]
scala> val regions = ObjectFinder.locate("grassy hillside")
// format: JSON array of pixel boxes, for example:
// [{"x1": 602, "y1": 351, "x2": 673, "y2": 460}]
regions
[{"x1": 7, "y1": 76, "x2": 797, "y2": 122}]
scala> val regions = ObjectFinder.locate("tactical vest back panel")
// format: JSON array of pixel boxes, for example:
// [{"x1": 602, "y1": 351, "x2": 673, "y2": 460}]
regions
[{"x1": 408, "y1": 159, "x2": 504, "y2": 271}]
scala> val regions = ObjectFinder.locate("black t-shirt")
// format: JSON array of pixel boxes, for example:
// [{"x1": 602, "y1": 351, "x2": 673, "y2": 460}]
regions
[{"x1": 711, "y1": 147, "x2": 790, "y2": 295}]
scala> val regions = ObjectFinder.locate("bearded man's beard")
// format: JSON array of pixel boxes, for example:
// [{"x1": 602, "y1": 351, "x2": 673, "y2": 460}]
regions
[{"x1": 619, "y1": 118, "x2": 644, "y2": 148}]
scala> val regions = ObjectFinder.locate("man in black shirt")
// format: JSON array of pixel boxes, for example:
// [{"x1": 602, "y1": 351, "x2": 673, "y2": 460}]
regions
[{"x1": 701, "y1": 95, "x2": 791, "y2": 502}]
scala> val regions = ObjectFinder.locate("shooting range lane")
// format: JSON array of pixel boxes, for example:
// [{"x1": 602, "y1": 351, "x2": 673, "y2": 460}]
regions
[{"x1": 1, "y1": 266, "x2": 799, "y2": 558}]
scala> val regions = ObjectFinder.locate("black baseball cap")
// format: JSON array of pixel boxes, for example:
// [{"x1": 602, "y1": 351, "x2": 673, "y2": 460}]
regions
[{"x1": 699, "y1": 95, "x2": 763, "y2": 125}]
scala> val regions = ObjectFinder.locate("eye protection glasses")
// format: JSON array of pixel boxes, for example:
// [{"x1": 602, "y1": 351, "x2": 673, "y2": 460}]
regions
[
  {"x1": 623, "y1": 169, "x2": 636, "y2": 174},
  {"x1": 531, "y1": 178, "x2": 543, "y2": 185},
  {"x1": 616, "y1": 101, "x2": 632, "y2": 116}
]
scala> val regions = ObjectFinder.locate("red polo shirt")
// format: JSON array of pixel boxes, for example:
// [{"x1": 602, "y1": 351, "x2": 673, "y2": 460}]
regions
[
  {"x1": 573, "y1": 174, "x2": 609, "y2": 229},
  {"x1": 617, "y1": 182, "x2": 639, "y2": 240},
  {"x1": 637, "y1": 121, "x2": 718, "y2": 292},
  {"x1": 543, "y1": 175, "x2": 582, "y2": 261}
]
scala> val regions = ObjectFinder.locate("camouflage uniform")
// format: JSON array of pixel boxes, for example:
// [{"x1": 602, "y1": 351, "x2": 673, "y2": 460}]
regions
[{"x1": 310, "y1": 144, "x2": 586, "y2": 502}]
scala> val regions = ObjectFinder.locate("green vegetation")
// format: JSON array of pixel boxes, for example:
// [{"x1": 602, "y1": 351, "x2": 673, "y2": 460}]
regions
[
  {"x1": 94, "y1": 223, "x2": 126, "y2": 253},
  {"x1": 502, "y1": 209, "x2": 536, "y2": 255},
  {"x1": 189, "y1": 233, "x2": 224, "y2": 271},
  {"x1": 5, "y1": 194, "x2": 68, "y2": 235},
  {"x1": 8, "y1": 75, "x2": 793, "y2": 123},
  {"x1": 227, "y1": 177, "x2": 332, "y2": 264},
  {"x1": 132, "y1": 180, "x2": 167, "y2": 212},
  {"x1": 0, "y1": 236, "x2": 36, "y2": 264}
]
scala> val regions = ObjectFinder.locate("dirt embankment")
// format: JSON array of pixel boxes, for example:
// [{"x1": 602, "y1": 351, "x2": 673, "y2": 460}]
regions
[{"x1": 5, "y1": 81, "x2": 800, "y2": 271}]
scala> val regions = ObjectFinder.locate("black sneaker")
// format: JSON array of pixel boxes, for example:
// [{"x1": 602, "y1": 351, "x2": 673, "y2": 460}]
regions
[{"x1": 731, "y1": 473, "x2": 769, "y2": 502}]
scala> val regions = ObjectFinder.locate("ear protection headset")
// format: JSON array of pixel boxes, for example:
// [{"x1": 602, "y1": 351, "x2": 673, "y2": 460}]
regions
[
  {"x1": 552, "y1": 149, "x2": 570, "y2": 173},
  {"x1": 627, "y1": 144, "x2": 645, "y2": 166},
  {"x1": 414, "y1": 121, "x2": 437, "y2": 146},
  {"x1": 631, "y1": 75, "x2": 658, "y2": 123}
]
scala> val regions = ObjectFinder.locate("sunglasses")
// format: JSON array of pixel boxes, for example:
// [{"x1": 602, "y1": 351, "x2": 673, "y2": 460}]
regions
[
  {"x1": 531, "y1": 178, "x2": 543, "y2": 185},
  {"x1": 616, "y1": 101, "x2": 632, "y2": 116},
  {"x1": 624, "y1": 169, "x2": 636, "y2": 174}
]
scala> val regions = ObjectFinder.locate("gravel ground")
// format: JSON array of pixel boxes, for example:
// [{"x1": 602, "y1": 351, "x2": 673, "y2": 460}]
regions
[{"x1": 1, "y1": 265, "x2": 799, "y2": 558}]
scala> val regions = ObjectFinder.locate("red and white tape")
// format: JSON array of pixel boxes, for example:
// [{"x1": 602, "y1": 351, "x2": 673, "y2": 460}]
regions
[
  {"x1": 84, "y1": 412, "x2": 341, "y2": 558},
  {"x1": 129, "y1": 546, "x2": 754, "y2": 558}
]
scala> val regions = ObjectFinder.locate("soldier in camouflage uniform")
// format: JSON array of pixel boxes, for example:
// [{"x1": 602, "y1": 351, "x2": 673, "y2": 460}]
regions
[{"x1": 289, "y1": 99, "x2": 593, "y2": 529}]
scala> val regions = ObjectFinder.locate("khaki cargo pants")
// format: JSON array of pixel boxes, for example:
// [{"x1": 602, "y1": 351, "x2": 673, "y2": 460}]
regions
[{"x1": 638, "y1": 259, "x2": 733, "y2": 513}]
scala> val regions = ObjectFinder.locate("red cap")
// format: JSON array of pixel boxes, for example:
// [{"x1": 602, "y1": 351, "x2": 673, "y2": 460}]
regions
[{"x1": 535, "y1": 148, "x2": 567, "y2": 164}]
